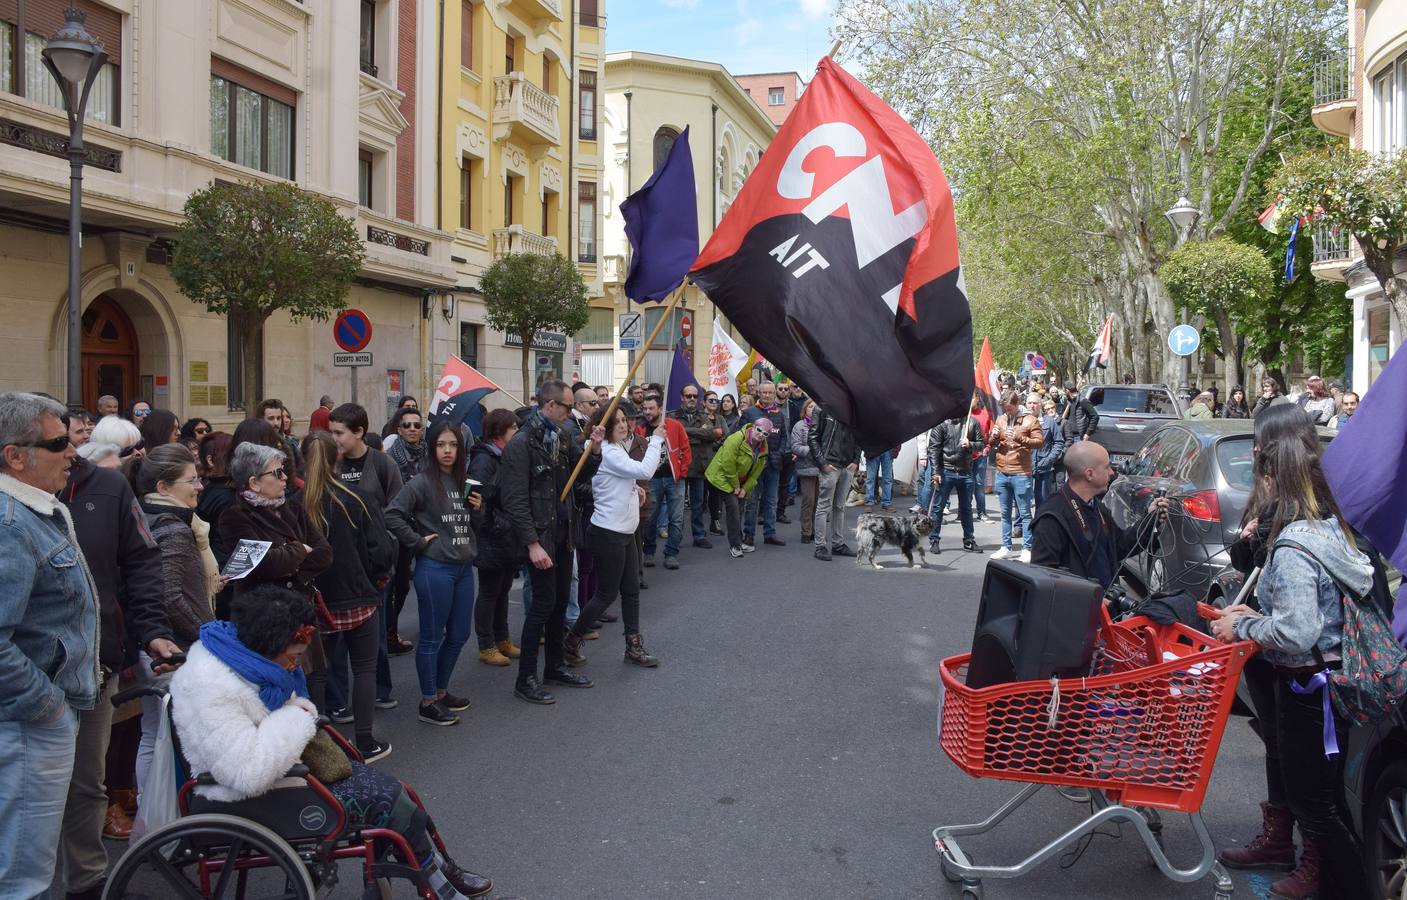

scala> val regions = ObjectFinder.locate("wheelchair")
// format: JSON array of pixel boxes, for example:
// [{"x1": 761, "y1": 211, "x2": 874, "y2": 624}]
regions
[{"x1": 103, "y1": 685, "x2": 458, "y2": 900}]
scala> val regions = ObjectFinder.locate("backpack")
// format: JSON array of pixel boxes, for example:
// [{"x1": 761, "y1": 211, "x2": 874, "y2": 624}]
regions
[{"x1": 1277, "y1": 538, "x2": 1407, "y2": 726}]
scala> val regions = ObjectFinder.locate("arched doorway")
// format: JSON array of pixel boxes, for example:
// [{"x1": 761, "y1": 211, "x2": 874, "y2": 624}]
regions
[{"x1": 81, "y1": 295, "x2": 138, "y2": 413}]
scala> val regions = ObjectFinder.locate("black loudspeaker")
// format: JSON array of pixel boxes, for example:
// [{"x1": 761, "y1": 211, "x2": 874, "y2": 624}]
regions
[{"x1": 965, "y1": 559, "x2": 1104, "y2": 689}]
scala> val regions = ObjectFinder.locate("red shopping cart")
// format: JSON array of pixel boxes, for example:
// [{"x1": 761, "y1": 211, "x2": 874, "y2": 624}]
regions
[{"x1": 932, "y1": 609, "x2": 1256, "y2": 899}]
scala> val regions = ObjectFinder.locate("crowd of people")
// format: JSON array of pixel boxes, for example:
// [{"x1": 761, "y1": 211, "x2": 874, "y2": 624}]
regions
[{"x1": 0, "y1": 357, "x2": 1386, "y2": 899}]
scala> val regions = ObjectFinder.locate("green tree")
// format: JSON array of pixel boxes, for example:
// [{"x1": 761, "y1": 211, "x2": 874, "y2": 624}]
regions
[
  {"x1": 1273, "y1": 147, "x2": 1407, "y2": 332},
  {"x1": 1160, "y1": 237, "x2": 1275, "y2": 391},
  {"x1": 170, "y1": 181, "x2": 364, "y2": 408},
  {"x1": 481, "y1": 252, "x2": 589, "y2": 396}
]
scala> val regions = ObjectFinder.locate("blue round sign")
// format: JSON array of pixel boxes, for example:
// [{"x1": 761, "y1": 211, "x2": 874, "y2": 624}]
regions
[
  {"x1": 1168, "y1": 324, "x2": 1200, "y2": 358},
  {"x1": 333, "y1": 309, "x2": 372, "y2": 352}
]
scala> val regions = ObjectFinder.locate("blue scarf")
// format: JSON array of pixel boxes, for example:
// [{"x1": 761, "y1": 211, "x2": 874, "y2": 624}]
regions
[{"x1": 199, "y1": 620, "x2": 308, "y2": 712}]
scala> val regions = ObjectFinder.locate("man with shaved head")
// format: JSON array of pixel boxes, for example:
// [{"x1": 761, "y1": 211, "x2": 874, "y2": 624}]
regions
[{"x1": 1029, "y1": 440, "x2": 1166, "y2": 589}]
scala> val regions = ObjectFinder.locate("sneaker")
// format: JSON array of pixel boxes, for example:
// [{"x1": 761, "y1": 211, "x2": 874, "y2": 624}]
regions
[
  {"x1": 657, "y1": 527, "x2": 669, "y2": 540},
  {"x1": 543, "y1": 669, "x2": 594, "y2": 689},
  {"x1": 374, "y1": 696, "x2": 398, "y2": 710},
  {"x1": 814, "y1": 546, "x2": 832, "y2": 561},
  {"x1": 356, "y1": 737, "x2": 392, "y2": 764},
  {"x1": 1018, "y1": 549, "x2": 1032, "y2": 563},
  {"x1": 643, "y1": 554, "x2": 657, "y2": 568},
  {"x1": 764, "y1": 536, "x2": 786, "y2": 546},
  {"x1": 831, "y1": 543, "x2": 856, "y2": 557},
  {"x1": 776, "y1": 514, "x2": 791, "y2": 524},
  {"x1": 709, "y1": 523, "x2": 724, "y2": 535},
  {"x1": 909, "y1": 504, "x2": 922, "y2": 513},
  {"x1": 663, "y1": 556, "x2": 680, "y2": 570},
  {"x1": 514, "y1": 677, "x2": 555, "y2": 705},
  {"x1": 417, "y1": 700, "x2": 459, "y2": 726},
  {"x1": 740, "y1": 542, "x2": 756, "y2": 553},
  {"x1": 800, "y1": 534, "x2": 813, "y2": 544},
  {"x1": 963, "y1": 539, "x2": 980, "y2": 552},
  {"x1": 693, "y1": 538, "x2": 713, "y2": 549},
  {"x1": 440, "y1": 692, "x2": 471, "y2": 712},
  {"x1": 929, "y1": 542, "x2": 940, "y2": 554},
  {"x1": 730, "y1": 547, "x2": 745, "y2": 558},
  {"x1": 991, "y1": 547, "x2": 1013, "y2": 560},
  {"x1": 328, "y1": 707, "x2": 354, "y2": 725},
  {"x1": 479, "y1": 646, "x2": 510, "y2": 666}
]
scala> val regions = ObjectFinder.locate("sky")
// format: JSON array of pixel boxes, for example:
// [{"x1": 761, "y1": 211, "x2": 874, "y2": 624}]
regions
[{"x1": 603, "y1": 0, "x2": 837, "y2": 83}]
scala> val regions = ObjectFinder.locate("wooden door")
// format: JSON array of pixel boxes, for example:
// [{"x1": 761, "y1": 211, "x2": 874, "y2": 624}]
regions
[{"x1": 81, "y1": 296, "x2": 138, "y2": 413}]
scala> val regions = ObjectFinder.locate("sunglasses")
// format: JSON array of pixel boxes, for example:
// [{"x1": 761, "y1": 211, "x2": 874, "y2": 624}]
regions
[
  {"x1": 400, "y1": 421, "x2": 424, "y2": 430},
  {"x1": 133, "y1": 408, "x2": 151, "y2": 417},
  {"x1": 21, "y1": 434, "x2": 72, "y2": 453},
  {"x1": 119, "y1": 439, "x2": 146, "y2": 458},
  {"x1": 258, "y1": 467, "x2": 287, "y2": 480},
  {"x1": 194, "y1": 426, "x2": 211, "y2": 435},
  {"x1": 683, "y1": 394, "x2": 698, "y2": 400},
  {"x1": 705, "y1": 398, "x2": 719, "y2": 403}
]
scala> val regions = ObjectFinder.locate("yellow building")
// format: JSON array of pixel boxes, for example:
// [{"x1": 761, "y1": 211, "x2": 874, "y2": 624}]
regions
[{"x1": 433, "y1": 0, "x2": 606, "y2": 401}]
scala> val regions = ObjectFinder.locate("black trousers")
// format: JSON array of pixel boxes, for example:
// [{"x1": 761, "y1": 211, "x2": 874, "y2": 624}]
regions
[
  {"x1": 517, "y1": 532, "x2": 572, "y2": 683},
  {"x1": 573, "y1": 524, "x2": 641, "y2": 637},
  {"x1": 1241, "y1": 657, "x2": 1286, "y2": 806},
  {"x1": 389, "y1": 545, "x2": 415, "y2": 635},
  {"x1": 474, "y1": 565, "x2": 514, "y2": 649},
  {"x1": 309, "y1": 610, "x2": 380, "y2": 742},
  {"x1": 1273, "y1": 671, "x2": 1369, "y2": 899},
  {"x1": 707, "y1": 483, "x2": 723, "y2": 526}
]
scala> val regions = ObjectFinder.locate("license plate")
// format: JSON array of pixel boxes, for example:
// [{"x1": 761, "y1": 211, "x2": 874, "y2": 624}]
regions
[{"x1": 1110, "y1": 454, "x2": 1132, "y2": 466}]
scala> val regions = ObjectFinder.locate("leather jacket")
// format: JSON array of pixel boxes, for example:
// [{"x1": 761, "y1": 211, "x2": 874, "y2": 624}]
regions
[
  {"x1": 1060, "y1": 395, "x2": 1099, "y2": 440},
  {"x1": 928, "y1": 418, "x2": 981, "y2": 476},
  {"x1": 807, "y1": 405, "x2": 861, "y2": 471},
  {"x1": 499, "y1": 409, "x2": 598, "y2": 552}
]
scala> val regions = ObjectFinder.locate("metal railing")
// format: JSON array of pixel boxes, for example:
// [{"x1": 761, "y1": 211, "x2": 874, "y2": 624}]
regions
[
  {"x1": 1313, "y1": 47, "x2": 1356, "y2": 107},
  {"x1": 1311, "y1": 221, "x2": 1353, "y2": 263}
]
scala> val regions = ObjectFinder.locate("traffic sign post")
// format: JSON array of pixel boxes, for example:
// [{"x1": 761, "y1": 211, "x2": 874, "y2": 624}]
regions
[
  {"x1": 1167, "y1": 324, "x2": 1201, "y2": 358},
  {"x1": 333, "y1": 309, "x2": 374, "y2": 403},
  {"x1": 619, "y1": 312, "x2": 642, "y2": 350}
]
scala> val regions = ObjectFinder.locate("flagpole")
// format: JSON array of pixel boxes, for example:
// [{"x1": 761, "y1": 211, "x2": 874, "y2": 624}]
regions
[{"x1": 560, "y1": 280, "x2": 689, "y2": 502}]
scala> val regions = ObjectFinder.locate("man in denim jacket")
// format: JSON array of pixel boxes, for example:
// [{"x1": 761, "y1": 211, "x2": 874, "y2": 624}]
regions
[{"x1": 0, "y1": 392, "x2": 100, "y2": 896}]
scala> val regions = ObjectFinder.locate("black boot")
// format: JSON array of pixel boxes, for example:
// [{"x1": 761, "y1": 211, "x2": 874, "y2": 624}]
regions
[
  {"x1": 514, "y1": 676, "x2": 555, "y2": 705},
  {"x1": 624, "y1": 633, "x2": 659, "y2": 667}
]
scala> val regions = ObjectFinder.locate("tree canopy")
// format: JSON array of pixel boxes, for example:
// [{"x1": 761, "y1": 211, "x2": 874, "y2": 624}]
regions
[{"x1": 481, "y1": 252, "x2": 590, "y2": 396}]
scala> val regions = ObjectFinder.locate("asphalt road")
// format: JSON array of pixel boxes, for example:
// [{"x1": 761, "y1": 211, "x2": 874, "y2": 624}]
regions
[{"x1": 107, "y1": 495, "x2": 1275, "y2": 899}]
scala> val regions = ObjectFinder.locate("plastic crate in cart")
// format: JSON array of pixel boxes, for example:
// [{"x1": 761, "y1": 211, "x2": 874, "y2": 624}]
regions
[{"x1": 938, "y1": 614, "x2": 1256, "y2": 813}]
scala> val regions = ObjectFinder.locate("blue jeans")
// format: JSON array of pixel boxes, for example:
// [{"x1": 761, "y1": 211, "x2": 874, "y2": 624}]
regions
[
  {"x1": 685, "y1": 476, "x2": 709, "y2": 541},
  {"x1": 915, "y1": 460, "x2": 937, "y2": 512},
  {"x1": 865, "y1": 451, "x2": 893, "y2": 505},
  {"x1": 0, "y1": 705, "x2": 78, "y2": 897},
  {"x1": 413, "y1": 558, "x2": 475, "y2": 701},
  {"x1": 971, "y1": 453, "x2": 989, "y2": 516},
  {"x1": 1033, "y1": 469, "x2": 1057, "y2": 507},
  {"x1": 933, "y1": 474, "x2": 974, "y2": 544},
  {"x1": 744, "y1": 465, "x2": 781, "y2": 539},
  {"x1": 995, "y1": 471, "x2": 1034, "y2": 550},
  {"x1": 644, "y1": 476, "x2": 685, "y2": 558}
]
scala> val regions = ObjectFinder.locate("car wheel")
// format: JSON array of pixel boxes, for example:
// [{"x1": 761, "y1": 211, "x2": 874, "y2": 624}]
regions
[{"x1": 1367, "y1": 760, "x2": 1407, "y2": 898}]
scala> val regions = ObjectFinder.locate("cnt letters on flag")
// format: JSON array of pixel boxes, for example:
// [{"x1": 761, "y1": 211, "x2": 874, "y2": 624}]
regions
[
  {"x1": 430, "y1": 355, "x2": 503, "y2": 437},
  {"x1": 689, "y1": 57, "x2": 972, "y2": 451}
]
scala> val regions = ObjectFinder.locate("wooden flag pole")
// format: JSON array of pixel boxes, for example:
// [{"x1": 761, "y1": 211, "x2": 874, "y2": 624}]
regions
[
  {"x1": 559, "y1": 281, "x2": 689, "y2": 501},
  {"x1": 828, "y1": 39, "x2": 842, "y2": 57}
]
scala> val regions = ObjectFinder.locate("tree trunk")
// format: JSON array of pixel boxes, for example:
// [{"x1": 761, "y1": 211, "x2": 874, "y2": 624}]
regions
[
  {"x1": 1212, "y1": 308, "x2": 1241, "y2": 398},
  {"x1": 234, "y1": 307, "x2": 267, "y2": 415},
  {"x1": 520, "y1": 335, "x2": 534, "y2": 403},
  {"x1": 1361, "y1": 243, "x2": 1407, "y2": 352}
]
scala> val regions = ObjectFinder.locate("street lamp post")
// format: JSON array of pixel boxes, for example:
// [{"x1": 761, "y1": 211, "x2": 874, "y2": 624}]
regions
[
  {"x1": 1164, "y1": 196, "x2": 1201, "y2": 401},
  {"x1": 42, "y1": 7, "x2": 108, "y2": 412}
]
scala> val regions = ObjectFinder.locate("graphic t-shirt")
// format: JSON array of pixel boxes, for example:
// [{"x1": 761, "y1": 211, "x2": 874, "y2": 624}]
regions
[{"x1": 338, "y1": 452, "x2": 367, "y2": 488}]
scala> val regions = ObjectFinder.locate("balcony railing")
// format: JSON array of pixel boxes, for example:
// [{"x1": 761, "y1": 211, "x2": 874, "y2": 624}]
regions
[
  {"x1": 493, "y1": 225, "x2": 558, "y2": 260},
  {"x1": 1311, "y1": 221, "x2": 1353, "y2": 264},
  {"x1": 493, "y1": 73, "x2": 560, "y2": 146},
  {"x1": 360, "y1": 59, "x2": 379, "y2": 79},
  {"x1": 1313, "y1": 48, "x2": 1356, "y2": 107}
]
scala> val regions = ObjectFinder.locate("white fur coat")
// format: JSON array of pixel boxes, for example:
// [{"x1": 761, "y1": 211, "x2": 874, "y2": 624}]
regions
[{"x1": 169, "y1": 642, "x2": 318, "y2": 802}]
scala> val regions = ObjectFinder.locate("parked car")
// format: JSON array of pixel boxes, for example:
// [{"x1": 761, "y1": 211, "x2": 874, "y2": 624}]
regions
[
  {"x1": 1105, "y1": 419, "x2": 1335, "y2": 603},
  {"x1": 1079, "y1": 383, "x2": 1184, "y2": 469}
]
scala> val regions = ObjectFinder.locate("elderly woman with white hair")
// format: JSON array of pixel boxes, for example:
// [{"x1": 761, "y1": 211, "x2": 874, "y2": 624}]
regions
[
  {"x1": 90, "y1": 414, "x2": 143, "y2": 459},
  {"x1": 217, "y1": 444, "x2": 332, "y2": 668}
]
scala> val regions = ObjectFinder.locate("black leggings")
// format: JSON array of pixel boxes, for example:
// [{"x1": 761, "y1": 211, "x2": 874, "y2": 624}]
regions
[
  {"x1": 474, "y1": 565, "x2": 514, "y2": 650},
  {"x1": 389, "y1": 545, "x2": 415, "y2": 635},
  {"x1": 572, "y1": 524, "x2": 640, "y2": 637},
  {"x1": 308, "y1": 611, "x2": 379, "y2": 741}
]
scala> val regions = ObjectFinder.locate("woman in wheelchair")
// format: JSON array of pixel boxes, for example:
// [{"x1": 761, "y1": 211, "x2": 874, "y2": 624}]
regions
[{"x1": 169, "y1": 583, "x2": 493, "y2": 897}]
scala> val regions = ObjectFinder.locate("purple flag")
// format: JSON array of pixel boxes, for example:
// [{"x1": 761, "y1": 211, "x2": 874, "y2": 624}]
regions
[
  {"x1": 1323, "y1": 350, "x2": 1407, "y2": 638},
  {"x1": 621, "y1": 126, "x2": 698, "y2": 302},
  {"x1": 665, "y1": 342, "x2": 702, "y2": 411}
]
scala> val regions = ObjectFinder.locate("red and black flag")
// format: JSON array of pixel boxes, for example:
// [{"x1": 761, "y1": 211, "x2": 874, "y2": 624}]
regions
[{"x1": 689, "y1": 57, "x2": 972, "y2": 451}]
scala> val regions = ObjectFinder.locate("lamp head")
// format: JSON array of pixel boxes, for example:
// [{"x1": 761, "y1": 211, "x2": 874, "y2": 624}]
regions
[
  {"x1": 42, "y1": 7, "x2": 104, "y2": 87},
  {"x1": 1163, "y1": 196, "x2": 1200, "y2": 234}
]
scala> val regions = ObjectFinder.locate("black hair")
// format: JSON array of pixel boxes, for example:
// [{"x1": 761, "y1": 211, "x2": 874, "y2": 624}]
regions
[
  {"x1": 397, "y1": 395, "x2": 418, "y2": 409},
  {"x1": 483, "y1": 407, "x2": 518, "y2": 441},
  {"x1": 180, "y1": 418, "x2": 212, "y2": 441},
  {"x1": 200, "y1": 431, "x2": 232, "y2": 476},
  {"x1": 425, "y1": 421, "x2": 467, "y2": 479},
  {"x1": 328, "y1": 403, "x2": 369, "y2": 436},
  {"x1": 138, "y1": 409, "x2": 180, "y2": 450},
  {"x1": 231, "y1": 584, "x2": 316, "y2": 659},
  {"x1": 227, "y1": 418, "x2": 286, "y2": 471}
]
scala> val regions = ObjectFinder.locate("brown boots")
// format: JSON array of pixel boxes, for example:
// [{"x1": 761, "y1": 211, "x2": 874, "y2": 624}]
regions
[
  {"x1": 1219, "y1": 801, "x2": 1296, "y2": 869},
  {"x1": 1218, "y1": 801, "x2": 1321, "y2": 900}
]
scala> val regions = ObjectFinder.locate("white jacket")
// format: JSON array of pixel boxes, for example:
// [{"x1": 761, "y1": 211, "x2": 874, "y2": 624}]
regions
[{"x1": 169, "y1": 641, "x2": 319, "y2": 802}]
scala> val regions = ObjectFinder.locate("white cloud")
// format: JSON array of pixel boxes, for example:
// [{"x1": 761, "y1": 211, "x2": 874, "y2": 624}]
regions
[{"x1": 799, "y1": 0, "x2": 831, "y2": 20}]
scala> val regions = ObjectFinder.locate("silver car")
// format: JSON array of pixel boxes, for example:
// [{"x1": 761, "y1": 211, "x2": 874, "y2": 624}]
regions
[{"x1": 1079, "y1": 383, "x2": 1185, "y2": 469}]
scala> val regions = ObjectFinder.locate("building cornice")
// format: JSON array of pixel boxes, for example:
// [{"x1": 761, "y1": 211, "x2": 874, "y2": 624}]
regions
[{"x1": 605, "y1": 51, "x2": 778, "y2": 138}]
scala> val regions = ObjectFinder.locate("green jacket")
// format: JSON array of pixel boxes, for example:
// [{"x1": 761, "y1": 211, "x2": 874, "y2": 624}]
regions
[
  {"x1": 1185, "y1": 402, "x2": 1214, "y2": 420},
  {"x1": 705, "y1": 428, "x2": 768, "y2": 495}
]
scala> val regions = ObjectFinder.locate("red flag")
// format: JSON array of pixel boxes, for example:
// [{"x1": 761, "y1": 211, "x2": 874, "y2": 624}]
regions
[
  {"x1": 429, "y1": 355, "x2": 503, "y2": 434},
  {"x1": 689, "y1": 57, "x2": 972, "y2": 451},
  {"x1": 974, "y1": 336, "x2": 999, "y2": 410}
]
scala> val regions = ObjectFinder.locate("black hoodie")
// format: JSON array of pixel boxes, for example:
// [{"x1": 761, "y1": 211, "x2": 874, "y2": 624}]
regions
[{"x1": 59, "y1": 456, "x2": 172, "y2": 670}]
